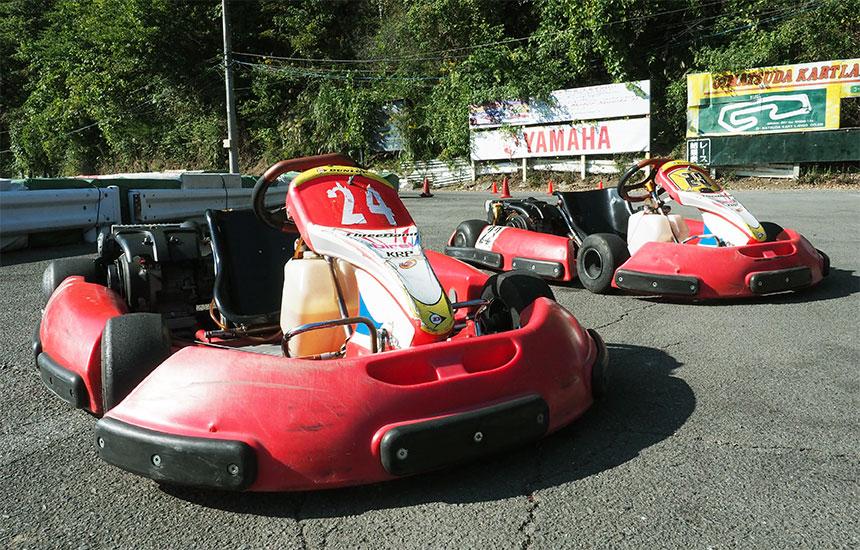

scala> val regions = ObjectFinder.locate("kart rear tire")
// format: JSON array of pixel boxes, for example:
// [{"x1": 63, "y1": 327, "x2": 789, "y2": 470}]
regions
[
  {"x1": 101, "y1": 313, "x2": 171, "y2": 412},
  {"x1": 576, "y1": 233, "x2": 630, "y2": 294},
  {"x1": 761, "y1": 221, "x2": 784, "y2": 242},
  {"x1": 42, "y1": 257, "x2": 103, "y2": 305},
  {"x1": 479, "y1": 271, "x2": 555, "y2": 332},
  {"x1": 451, "y1": 220, "x2": 488, "y2": 248}
]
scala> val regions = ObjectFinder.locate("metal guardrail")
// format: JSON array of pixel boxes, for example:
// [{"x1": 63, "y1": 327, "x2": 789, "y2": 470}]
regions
[
  {"x1": 403, "y1": 159, "x2": 473, "y2": 189},
  {"x1": 0, "y1": 188, "x2": 122, "y2": 236},
  {"x1": 129, "y1": 187, "x2": 288, "y2": 223}
]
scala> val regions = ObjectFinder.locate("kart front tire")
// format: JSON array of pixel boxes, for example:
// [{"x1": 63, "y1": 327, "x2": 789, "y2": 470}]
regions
[
  {"x1": 451, "y1": 219, "x2": 488, "y2": 248},
  {"x1": 42, "y1": 257, "x2": 103, "y2": 305},
  {"x1": 761, "y1": 221, "x2": 784, "y2": 242},
  {"x1": 817, "y1": 248, "x2": 830, "y2": 277},
  {"x1": 101, "y1": 313, "x2": 171, "y2": 412},
  {"x1": 576, "y1": 233, "x2": 630, "y2": 294},
  {"x1": 479, "y1": 271, "x2": 555, "y2": 332}
]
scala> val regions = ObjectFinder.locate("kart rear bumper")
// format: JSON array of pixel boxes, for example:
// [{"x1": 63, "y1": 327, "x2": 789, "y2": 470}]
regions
[
  {"x1": 613, "y1": 229, "x2": 827, "y2": 298},
  {"x1": 96, "y1": 298, "x2": 605, "y2": 491}
]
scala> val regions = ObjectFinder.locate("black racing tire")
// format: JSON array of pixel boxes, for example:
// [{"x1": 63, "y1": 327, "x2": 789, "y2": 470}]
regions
[
  {"x1": 450, "y1": 219, "x2": 488, "y2": 248},
  {"x1": 504, "y1": 212, "x2": 536, "y2": 231},
  {"x1": 576, "y1": 233, "x2": 630, "y2": 294},
  {"x1": 588, "y1": 330, "x2": 609, "y2": 400},
  {"x1": 761, "y1": 221, "x2": 784, "y2": 242},
  {"x1": 101, "y1": 313, "x2": 171, "y2": 413},
  {"x1": 41, "y1": 257, "x2": 103, "y2": 305},
  {"x1": 478, "y1": 271, "x2": 555, "y2": 333},
  {"x1": 32, "y1": 320, "x2": 42, "y2": 363},
  {"x1": 817, "y1": 248, "x2": 830, "y2": 277}
]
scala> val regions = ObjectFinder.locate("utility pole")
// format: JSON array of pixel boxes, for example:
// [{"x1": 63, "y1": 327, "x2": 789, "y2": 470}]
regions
[{"x1": 222, "y1": 0, "x2": 239, "y2": 173}]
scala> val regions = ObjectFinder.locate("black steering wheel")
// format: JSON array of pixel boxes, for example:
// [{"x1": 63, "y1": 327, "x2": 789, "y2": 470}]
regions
[
  {"x1": 252, "y1": 153, "x2": 358, "y2": 230},
  {"x1": 617, "y1": 158, "x2": 671, "y2": 203}
]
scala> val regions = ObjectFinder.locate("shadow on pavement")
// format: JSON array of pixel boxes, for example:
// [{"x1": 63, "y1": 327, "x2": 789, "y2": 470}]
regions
[
  {"x1": 163, "y1": 343, "x2": 694, "y2": 517},
  {"x1": 0, "y1": 242, "x2": 96, "y2": 267}
]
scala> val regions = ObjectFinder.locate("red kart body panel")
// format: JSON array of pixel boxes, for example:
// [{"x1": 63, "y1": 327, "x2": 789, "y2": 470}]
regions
[
  {"x1": 286, "y1": 168, "x2": 412, "y2": 246},
  {"x1": 613, "y1": 226, "x2": 826, "y2": 299},
  {"x1": 40, "y1": 276, "x2": 128, "y2": 414},
  {"x1": 461, "y1": 226, "x2": 576, "y2": 281},
  {"x1": 424, "y1": 250, "x2": 489, "y2": 308},
  {"x1": 103, "y1": 297, "x2": 597, "y2": 491},
  {"x1": 449, "y1": 159, "x2": 827, "y2": 298},
  {"x1": 450, "y1": 217, "x2": 826, "y2": 298},
  {"x1": 38, "y1": 248, "x2": 604, "y2": 491}
]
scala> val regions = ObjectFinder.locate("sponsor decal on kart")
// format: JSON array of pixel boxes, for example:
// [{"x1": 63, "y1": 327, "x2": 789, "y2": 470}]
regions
[
  {"x1": 331, "y1": 225, "x2": 453, "y2": 336},
  {"x1": 475, "y1": 225, "x2": 508, "y2": 251}
]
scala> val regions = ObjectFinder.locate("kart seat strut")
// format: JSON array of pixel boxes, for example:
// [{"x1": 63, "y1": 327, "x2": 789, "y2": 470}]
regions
[{"x1": 206, "y1": 209, "x2": 299, "y2": 327}]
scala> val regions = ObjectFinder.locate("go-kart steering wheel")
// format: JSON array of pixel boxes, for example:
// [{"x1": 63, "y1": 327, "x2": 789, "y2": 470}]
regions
[
  {"x1": 616, "y1": 158, "x2": 671, "y2": 203},
  {"x1": 252, "y1": 153, "x2": 358, "y2": 230}
]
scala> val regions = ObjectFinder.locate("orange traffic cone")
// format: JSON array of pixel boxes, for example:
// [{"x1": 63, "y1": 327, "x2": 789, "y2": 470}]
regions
[
  {"x1": 499, "y1": 176, "x2": 512, "y2": 199},
  {"x1": 598, "y1": 181, "x2": 604, "y2": 190},
  {"x1": 420, "y1": 177, "x2": 433, "y2": 198},
  {"x1": 491, "y1": 180, "x2": 498, "y2": 194},
  {"x1": 547, "y1": 180, "x2": 554, "y2": 194}
]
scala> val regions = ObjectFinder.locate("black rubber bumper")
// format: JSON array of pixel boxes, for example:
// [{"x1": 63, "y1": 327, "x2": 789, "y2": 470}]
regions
[
  {"x1": 444, "y1": 246, "x2": 504, "y2": 269},
  {"x1": 37, "y1": 351, "x2": 88, "y2": 409},
  {"x1": 379, "y1": 394, "x2": 549, "y2": 476},
  {"x1": 614, "y1": 269, "x2": 701, "y2": 296},
  {"x1": 511, "y1": 257, "x2": 565, "y2": 279},
  {"x1": 749, "y1": 266, "x2": 812, "y2": 294},
  {"x1": 95, "y1": 417, "x2": 257, "y2": 491}
]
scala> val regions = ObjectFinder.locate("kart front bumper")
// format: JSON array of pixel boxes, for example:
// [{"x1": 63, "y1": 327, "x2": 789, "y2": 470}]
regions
[
  {"x1": 94, "y1": 394, "x2": 554, "y2": 491},
  {"x1": 612, "y1": 228, "x2": 828, "y2": 298},
  {"x1": 95, "y1": 299, "x2": 606, "y2": 491}
]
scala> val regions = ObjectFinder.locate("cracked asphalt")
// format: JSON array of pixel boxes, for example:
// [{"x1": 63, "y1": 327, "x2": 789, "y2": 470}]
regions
[{"x1": 1, "y1": 189, "x2": 858, "y2": 549}]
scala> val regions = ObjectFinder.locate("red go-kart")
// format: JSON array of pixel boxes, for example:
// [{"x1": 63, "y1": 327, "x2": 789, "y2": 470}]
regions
[
  {"x1": 34, "y1": 154, "x2": 607, "y2": 491},
  {"x1": 446, "y1": 159, "x2": 828, "y2": 299}
]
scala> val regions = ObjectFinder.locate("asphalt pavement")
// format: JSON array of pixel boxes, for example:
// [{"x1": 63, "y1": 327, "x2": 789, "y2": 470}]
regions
[{"x1": 1, "y1": 189, "x2": 857, "y2": 549}]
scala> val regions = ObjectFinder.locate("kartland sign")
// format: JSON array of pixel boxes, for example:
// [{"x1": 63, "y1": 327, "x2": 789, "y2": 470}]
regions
[
  {"x1": 687, "y1": 59, "x2": 860, "y2": 137},
  {"x1": 469, "y1": 81, "x2": 650, "y2": 161}
]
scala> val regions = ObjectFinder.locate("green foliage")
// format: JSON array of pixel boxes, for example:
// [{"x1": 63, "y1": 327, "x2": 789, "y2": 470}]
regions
[{"x1": 1, "y1": 0, "x2": 858, "y2": 176}]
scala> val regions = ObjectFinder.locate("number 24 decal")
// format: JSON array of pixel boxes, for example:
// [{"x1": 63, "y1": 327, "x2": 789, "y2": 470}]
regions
[{"x1": 327, "y1": 182, "x2": 396, "y2": 226}]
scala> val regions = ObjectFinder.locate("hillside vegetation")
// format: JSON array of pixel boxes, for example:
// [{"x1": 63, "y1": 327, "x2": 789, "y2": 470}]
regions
[{"x1": 1, "y1": 0, "x2": 857, "y2": 177}]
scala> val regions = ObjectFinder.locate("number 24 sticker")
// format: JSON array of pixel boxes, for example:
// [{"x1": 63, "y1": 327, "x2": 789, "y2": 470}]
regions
[{"x1": 327, "y1": 182, "x2": 396, "y2": 226}]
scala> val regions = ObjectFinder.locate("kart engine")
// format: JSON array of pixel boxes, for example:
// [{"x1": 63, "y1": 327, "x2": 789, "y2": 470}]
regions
[
  {"x1": 487, "y1": 197, "x2": 567, "y2": 235},
  {"x1": 98, "y1": 223, "x2": 214, "y2": 322}
]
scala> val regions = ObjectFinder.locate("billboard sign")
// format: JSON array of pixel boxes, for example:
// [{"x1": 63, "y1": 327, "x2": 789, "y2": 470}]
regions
[
  {"x1": 687, "y1": 59, "x2": 860, "y2": 137},
  {"x1": 470, "y1": 118, "x2": 650, "y2": 161},
  {"x1": 469, "y1": 81, "x2": 650, "y2": 129}
]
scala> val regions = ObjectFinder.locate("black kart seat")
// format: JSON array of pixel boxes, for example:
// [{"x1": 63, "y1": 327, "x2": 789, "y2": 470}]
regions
[
  {"x1": 555, "y1": 188, "x2": 633, "y2": 239},
  {"x1": 205, "y1": 209, "x2": 298, "y2": 327}
]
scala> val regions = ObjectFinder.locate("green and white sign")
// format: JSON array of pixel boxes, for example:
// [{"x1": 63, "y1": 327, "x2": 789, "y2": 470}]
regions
[{"x1": 695, "y1": 89, "x2": 827, "y2": 135}]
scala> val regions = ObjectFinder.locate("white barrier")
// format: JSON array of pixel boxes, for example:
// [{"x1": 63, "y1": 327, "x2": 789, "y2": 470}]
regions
[
  {"x1": 402, "y1": 159, "x2": 473, "y2": 189},
  {"x1": 129, "y1": 187, "x2": 288, "y2": 223},
  {"x1": 0, "y1": 187, "x2": 121, "y2": 236}
]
